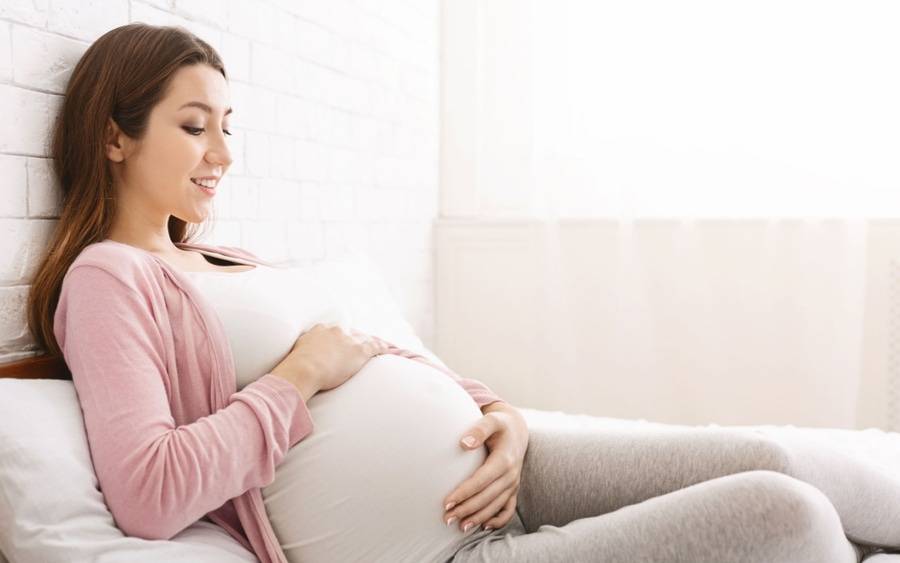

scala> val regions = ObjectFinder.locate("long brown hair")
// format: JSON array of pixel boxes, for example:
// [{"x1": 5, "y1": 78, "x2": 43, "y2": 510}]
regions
[{"x1": 27, "y1": 23, "x2": 226, "y2": 362}]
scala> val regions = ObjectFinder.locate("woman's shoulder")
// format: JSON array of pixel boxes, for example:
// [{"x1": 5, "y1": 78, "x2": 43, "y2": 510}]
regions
[
  {"x1": 64, "y1": 240, "x2": 160, "y2": 292},
  {"x1": 71, "y1": 239, "x2": 151, "y2": 269}
]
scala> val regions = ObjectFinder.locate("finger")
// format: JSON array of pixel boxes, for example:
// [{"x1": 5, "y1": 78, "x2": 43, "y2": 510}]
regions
[
  {"x1": 443, "y1": 445, "x2": 509, "y2": 511},
  {"x1": 444, "y1": 473, "x2": 515, "y2": 522},
  {"x1": 368, "y1": 334, "x2": 394, "y2": 350},
  {"x1": 456, "y1": 485, "x2": 516, "y2": 533},
  {"x1": 349, "y1": 328, "x2": 373, "y2": 340},
  {"x1": 362, "y1": 337, "x2": 387, "y2": 353},
  {"x1": 444, "y1": 469, "x2": 515, "y2": 528},
  {"x1": 348, "y1": 330, "x2": 391, "y2": 351},
  {"x1": 459, "y1": 412, "x2": 503, "y2": 451},
  {"x1": 446, "y1": 467, "x2": 513, "y2": 518},
  {"x1": 483, "y1": 489, "x2": 518, "y2": 531}
]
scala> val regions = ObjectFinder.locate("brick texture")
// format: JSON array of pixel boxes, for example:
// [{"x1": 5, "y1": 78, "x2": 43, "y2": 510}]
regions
[{"x1": 0, "y1": 0, "x2": 439, "y2": 359}]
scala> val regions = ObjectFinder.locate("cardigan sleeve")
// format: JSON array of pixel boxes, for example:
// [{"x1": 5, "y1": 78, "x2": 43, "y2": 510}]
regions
[
  {"x1": 372, "y1": 335, "x2": 509, "y2": 410},
  {"x1": 53, "y1": 265, "x2": 313, "y2": 541}
]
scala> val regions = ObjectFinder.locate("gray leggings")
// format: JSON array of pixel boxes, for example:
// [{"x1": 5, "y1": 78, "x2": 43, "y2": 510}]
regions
[{"x1": 449, "y1": 426, "x2": 900, "y2": 562}]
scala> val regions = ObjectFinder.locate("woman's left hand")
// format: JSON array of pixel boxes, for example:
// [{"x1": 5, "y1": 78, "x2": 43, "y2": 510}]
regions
[{"x1": 442, "y1": 402, "x2": 530, "y2": 533}]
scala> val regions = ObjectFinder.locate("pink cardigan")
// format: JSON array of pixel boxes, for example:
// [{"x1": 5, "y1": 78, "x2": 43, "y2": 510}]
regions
[{"x1": 52, "y1": 239, "x2": 508, "y2": 563}]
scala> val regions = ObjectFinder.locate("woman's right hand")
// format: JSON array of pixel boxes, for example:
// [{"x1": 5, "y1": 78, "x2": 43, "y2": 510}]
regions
[{"x1": 273, "y1": 323, "x2": 391, "y2": 393}]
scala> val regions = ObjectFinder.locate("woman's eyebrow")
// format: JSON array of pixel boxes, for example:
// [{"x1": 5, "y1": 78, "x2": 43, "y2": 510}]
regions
[{"x1": 178, "y1": 101, "x2": 233, "y2": 116}]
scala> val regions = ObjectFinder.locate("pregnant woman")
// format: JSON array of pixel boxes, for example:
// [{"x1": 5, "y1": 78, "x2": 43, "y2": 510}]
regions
[{"x1": 27, "y1": 22, "x2": 900, "y2": 562}]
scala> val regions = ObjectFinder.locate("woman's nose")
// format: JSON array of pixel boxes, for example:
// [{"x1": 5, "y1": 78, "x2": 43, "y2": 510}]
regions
[{"x1": 207, "y1": 137, "x2": 233, "y2": 168}]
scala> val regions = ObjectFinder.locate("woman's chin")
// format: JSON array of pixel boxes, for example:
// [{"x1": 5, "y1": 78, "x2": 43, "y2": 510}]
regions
[{"x1": 179, "y1": 207, "x2": 210, "y2": 224}]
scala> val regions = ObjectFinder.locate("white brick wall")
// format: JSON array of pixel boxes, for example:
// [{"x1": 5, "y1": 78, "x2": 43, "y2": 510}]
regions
[{"x1": 0, "y1": 0, "x2": 440, "y2": 361}]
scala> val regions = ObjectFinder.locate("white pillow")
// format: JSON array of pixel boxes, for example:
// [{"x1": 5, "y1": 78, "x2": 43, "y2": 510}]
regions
[
  {"x1": 301, "y1": 254, "x2": 448, "y2": 369},
  {"x1": 0, "y1": 378, "x2": 259, "y2": 563}
]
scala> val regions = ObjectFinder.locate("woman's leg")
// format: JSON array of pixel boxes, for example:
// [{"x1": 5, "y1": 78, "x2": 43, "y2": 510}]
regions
[
  {"x1": 451, "y1": 427, "x2": 880, "y2": 562},
  {"x1": 747, "y1": 427, "x2": 900, "y2": 550},
  {"x1": 453, "y1": 469, "x2": 858, "y2": 562},
  {"x1": 514, "y1": 427, "x2": 900, "y2": 549}
]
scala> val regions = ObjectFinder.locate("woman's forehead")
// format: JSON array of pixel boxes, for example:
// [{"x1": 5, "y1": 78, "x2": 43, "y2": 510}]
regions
[{"x1": 166, "y1": 65, "x2": 230, "y2": 114}]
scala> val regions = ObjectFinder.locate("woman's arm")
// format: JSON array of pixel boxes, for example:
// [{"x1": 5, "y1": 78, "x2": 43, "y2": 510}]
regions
[
  {"x1": 54, "y1": 265, "x2": 313, "y2": 541},
  {"x1": 365, "y1": 333, "x2": 510, "y2": 410},
  {"x1": 481, "y1": 400, "x2": 515, "y2": 414}
]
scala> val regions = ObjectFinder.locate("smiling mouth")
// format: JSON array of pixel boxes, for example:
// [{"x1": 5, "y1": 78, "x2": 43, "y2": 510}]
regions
[
  {"x1": 191, "y1": 178, "x2": 218, "y2": 189},
  {"x1": 191, "y1": 180, "x2": 216, "y2": 196}
]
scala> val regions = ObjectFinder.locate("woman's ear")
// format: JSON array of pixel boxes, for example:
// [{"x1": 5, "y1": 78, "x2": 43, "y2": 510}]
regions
[{"x1": 104, "y1": 117, "x2": 128, "y2": 163}]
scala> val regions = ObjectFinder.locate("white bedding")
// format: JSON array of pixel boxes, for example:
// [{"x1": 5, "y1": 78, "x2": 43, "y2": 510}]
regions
[
  {"x1": 3, "y1": 388, "x2": 900, "y2": 563},
  {"x1": 517, "y1": 407, "x2": 900, "y2": 480}
]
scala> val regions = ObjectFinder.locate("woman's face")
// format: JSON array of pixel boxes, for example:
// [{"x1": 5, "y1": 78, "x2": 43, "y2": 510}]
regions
[{"x1": 107, "y1": 63, "x2": 233, "y2": 226}]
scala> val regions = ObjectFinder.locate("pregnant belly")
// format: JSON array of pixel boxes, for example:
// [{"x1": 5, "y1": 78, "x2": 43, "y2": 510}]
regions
[{"x1": 262, "y1": 354, "x2": 489, "y2": 563}]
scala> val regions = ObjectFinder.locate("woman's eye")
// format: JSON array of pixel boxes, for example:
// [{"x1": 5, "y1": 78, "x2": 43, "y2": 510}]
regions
[{"x1": 183, "y1": 126, "x2": 232, "y2": 136}]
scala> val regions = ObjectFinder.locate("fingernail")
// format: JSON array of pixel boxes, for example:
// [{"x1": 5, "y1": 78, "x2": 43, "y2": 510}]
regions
[
  {"x1": 445, "y1": 501, "x2": 456, "y2": 511},
  {"x1": 484, "y1": 526, "x2": 494, "y2": 531},
  {"x1": 462, "y1": 436, "x2": 476, "y2": 447},
  {"x1": 446, "y1": 516, "x2": 457, "y2": 527},
  {"x1": 463, "y1": 522, "x2": 474, "y2": 533}
]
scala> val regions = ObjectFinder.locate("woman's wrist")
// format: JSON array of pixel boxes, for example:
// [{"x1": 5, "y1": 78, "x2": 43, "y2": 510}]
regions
[
  {"x1": 483, "y1": 401, "x2": 528, "y2": 430},
  {"x1": 270, "y1": 363, "x2": 321, "y2": 403},
  {"x1": 481, "y1": 401, "x2": 529, "y2": 457}
]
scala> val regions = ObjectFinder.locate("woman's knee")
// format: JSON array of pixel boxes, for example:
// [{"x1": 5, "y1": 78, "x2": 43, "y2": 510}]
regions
[
  {"x1": 722, "y1": 431, "x2": 795, "y2": 475},
  {"x1": 729, "y1": 470, "x2": 850, "y2": 561},
  {"x1": 737, "y1": 470, "x2": 833, "y2": 525}
]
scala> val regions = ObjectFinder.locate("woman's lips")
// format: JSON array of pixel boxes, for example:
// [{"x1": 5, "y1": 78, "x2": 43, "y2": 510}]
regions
[{"x1": 191, "y1": 179, "x2": 216, "y2": 196}]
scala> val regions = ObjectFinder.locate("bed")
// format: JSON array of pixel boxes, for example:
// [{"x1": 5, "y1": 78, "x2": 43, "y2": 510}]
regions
[
  {"x1": 4, "y1": 256, "x2": 900, "y2": 562},
  {"x1": 5, "y1": 365, "x2": 900, "y2": 562}
]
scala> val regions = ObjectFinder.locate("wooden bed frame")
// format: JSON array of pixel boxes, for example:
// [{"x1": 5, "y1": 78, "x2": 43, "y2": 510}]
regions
[{"x1": 0, "y1": 354, "x2": 70, "y2": 380}]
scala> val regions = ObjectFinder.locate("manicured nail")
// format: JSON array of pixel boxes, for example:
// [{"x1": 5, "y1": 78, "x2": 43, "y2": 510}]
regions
[
  {"x1": 462, "y1": 436, "x2": 476, "y2": 447},
  {"x1": 445, "y1": 501, "x2": 456, "y2": 511},
  {"x1": 463, "y1": 521, "x2": 474, "y2": 533},
  {"x1": 484, "y1": 526, "x2": 494, "y2": 531},
  {"x1": 446, "y1": 516, "x2": 458, "y2": 527}
]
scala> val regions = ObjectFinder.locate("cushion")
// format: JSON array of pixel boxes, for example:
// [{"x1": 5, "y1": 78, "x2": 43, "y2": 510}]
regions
[
  {"x1": 0, "y1": 378, "x2": 259, "y2": 563},
  {"x1": 302, "y1": 254, "x2": 447, "y2": 368}
]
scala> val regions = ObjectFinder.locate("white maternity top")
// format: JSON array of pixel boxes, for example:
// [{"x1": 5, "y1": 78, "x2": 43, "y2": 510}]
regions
[{"x1": 182, "y1": 263, "x2": 490, "y2": 563}]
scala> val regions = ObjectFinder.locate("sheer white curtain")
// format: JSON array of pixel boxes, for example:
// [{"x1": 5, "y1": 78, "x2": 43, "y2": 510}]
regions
[
  {"x1": 529, "y1": 0, "x2": 900, "y2": 219},
  {"x1": 439, "y1": 0, "x2": 900, "y2": 428}
]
